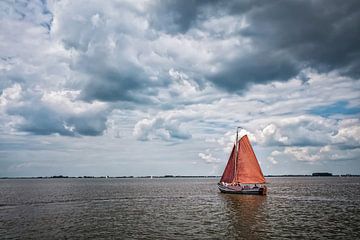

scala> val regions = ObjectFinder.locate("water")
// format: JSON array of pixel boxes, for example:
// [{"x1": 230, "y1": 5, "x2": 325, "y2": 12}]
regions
[{"x1": 1, "y1": 177, "x2": 359, "y2": 239}]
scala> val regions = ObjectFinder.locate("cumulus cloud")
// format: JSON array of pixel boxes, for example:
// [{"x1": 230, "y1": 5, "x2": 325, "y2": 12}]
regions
[
  {"x1": 332, "y1": 119, "x2": 360, "y2": 148},
  {"x1": 255, "y1": 115, "x2": 337, "y2": 147},
  {"x1": 133, "y1": 112, "x2": 192, "y2": 141},
  {"x1": 1, "y1": 84, "x2": 109, "y2": 136},
  {"x1": 260, "y1": 117, "x2": 360, "y2": 164},
  {"x1": 50, "y1": 0, "x2": 156, "y2": 102},
  {"x1": 198, "y1": 149, "x2": 221, "y2": 164},
  {"x1": 269, "y1": 145, "x2": 360, "y2": 164},
  {"x1": 253, "y1": 116, "x2": 360, "y2": 149}
]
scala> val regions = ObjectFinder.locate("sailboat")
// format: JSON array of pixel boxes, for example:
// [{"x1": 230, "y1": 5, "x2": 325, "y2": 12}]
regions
[{"x1": 218, "y1": 127, "x2": 267, "y2": 195}]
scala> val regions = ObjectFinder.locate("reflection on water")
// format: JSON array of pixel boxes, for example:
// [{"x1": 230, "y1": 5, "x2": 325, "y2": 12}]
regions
[
  {"x1": 0, "y1": 177, "x2": 359, "y2": 239},
  {"x1": 221, "y1": 194, "x2": 266, "y2": 239}
]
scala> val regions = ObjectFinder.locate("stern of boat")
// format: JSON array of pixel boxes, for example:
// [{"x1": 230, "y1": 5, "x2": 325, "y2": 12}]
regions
[{"x1": 259, "y1": 186, "x2": 267, "y2": 195}]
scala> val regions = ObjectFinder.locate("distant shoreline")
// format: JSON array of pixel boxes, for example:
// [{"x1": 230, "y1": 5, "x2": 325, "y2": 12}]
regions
[{"x1": 1, "y1": 174, "x2": 359, "y2": 179}]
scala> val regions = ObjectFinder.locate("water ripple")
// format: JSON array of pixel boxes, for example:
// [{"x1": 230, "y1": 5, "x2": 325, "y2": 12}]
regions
[{"x1": 0, "y1": 177, "x2": 359, "y2": 239}]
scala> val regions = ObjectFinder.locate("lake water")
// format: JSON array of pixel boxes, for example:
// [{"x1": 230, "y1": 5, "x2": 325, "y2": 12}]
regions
[{"x1": 1, "y1": 177, "x2": 359, "y2": 239}]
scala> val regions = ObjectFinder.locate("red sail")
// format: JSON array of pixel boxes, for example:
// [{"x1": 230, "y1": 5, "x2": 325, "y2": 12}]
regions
[
  {"x1": 220, "y1": 145, "x2": 236, "y2": 183},
  {"x1": 234, "y1": 135, "x2": 265, "y2": 184}
]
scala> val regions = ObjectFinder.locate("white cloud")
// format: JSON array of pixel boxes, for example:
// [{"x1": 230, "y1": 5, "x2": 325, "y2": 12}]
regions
[
  {"x1": 253, "y1": 115, "x2": 337, "y2": 147},
  {"x1": 269, "y1": 145, "x2": 360, "y2": 164},
  {"x1": 133, "y1": 111, "x2": 193, "y2": 141},
  {"x1": 1, "y1": 84, "x2": 109, "y2": 136},
  {"x1": 198, "y1": 150, "x2": 221, "y2": 164},
  {"x1": 332, "y1": 119, "x2": 360, "y2": 147}
]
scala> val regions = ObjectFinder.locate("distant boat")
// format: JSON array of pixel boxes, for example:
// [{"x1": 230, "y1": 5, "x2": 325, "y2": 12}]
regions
[{"x1": 218, "y1": 127, "x2": 267, "y2": 195}]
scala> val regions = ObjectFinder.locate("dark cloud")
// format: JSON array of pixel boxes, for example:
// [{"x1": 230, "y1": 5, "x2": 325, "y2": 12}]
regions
[
  {"x1": 6, "y1": 91, "x2": 109, "y2": 136},
  {"x1": 226, "y1": 0, "x2": 360, "y2": 89},
  {"x1": 149, "y1": 0, "x2": 219, "y2": 34},
  {"x1": 207, "y1": 51, "x2": 299, "y2": 91},
  {"x1": 80, "y1": 63, "x2": 147, "y2": 102},
  {"x1": 75, "y1": 53, "x2": 161, "y2": 103},
  {"x1": 152, "y1": 0, "x2": 360, "y2": 91},
  {"x1": 55, "y1": 13, "x2": 160, "y2": 103},
  {"x1": 239, "y1": 0, "x2": 360, "y2": 75},
  {"x1": 9, "y1": 108, "x2": 108, "y2": 137},
  {"x1": 54, "y1": 0, "x2": 360, "y2": 100}
]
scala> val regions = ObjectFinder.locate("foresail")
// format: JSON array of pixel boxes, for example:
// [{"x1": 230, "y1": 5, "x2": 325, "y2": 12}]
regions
[
  {"x1": 220, "y1": 144, "x2": 236, "y2": 183},
  {"x1": 235, "y1": 135, "x2": 265, "y2": 184}
]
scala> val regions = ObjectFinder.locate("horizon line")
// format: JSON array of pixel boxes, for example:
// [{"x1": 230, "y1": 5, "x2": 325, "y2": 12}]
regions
[{"x1": 1, "y1": 173, "x2": 360, "y2": 179}]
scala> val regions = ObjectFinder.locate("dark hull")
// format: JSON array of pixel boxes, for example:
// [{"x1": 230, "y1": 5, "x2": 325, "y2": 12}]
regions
[{"x1": 218, "y1": 183, "x2": 267, "y2": 195}]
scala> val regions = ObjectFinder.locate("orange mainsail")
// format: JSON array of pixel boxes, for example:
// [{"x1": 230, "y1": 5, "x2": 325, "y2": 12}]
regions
[{"x1": 220, "y1": 135, "x2": 265, "y2": 184}]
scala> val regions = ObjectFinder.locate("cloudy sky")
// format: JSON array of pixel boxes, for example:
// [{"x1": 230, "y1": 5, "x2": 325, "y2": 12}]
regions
[{"x1": 0, "y1": 0, "x2": 359, "y2": 177}]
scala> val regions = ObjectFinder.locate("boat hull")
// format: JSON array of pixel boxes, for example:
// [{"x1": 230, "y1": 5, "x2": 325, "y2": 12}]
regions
[{"x1": 218, "y1": 183, "x2": 267, "y2": 195}]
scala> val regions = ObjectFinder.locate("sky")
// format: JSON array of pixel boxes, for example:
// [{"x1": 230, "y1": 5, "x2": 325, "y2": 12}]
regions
[{"x1": 0, "y1": 0, "x2": 359, "y2": 177}]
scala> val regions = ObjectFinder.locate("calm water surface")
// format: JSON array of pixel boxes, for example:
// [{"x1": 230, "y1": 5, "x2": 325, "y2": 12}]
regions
[{"x1": 1, "y1": 177, "x2": 359, "y2": 239}]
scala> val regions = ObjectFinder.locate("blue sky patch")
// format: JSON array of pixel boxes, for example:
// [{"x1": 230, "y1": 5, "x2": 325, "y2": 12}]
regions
[{"x1": 309, "y1": 101, "x2": 360, "y2": 117}]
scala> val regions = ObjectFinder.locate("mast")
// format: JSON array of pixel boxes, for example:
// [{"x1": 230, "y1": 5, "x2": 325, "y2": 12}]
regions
[{"x1": 234, "y1": 126, "x2": 241, "y2": 183}]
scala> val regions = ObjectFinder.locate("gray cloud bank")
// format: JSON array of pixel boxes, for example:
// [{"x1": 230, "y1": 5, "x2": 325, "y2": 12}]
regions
[
  {"x1": 151, "y1": 0, "x2": 360, "y2": 89},
  {"x1": 54, "y1": 0, "x2": 360, "y2": 101},
  {"x1": 0, "y1": 0, "x2": 359, "y2": 176}
]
